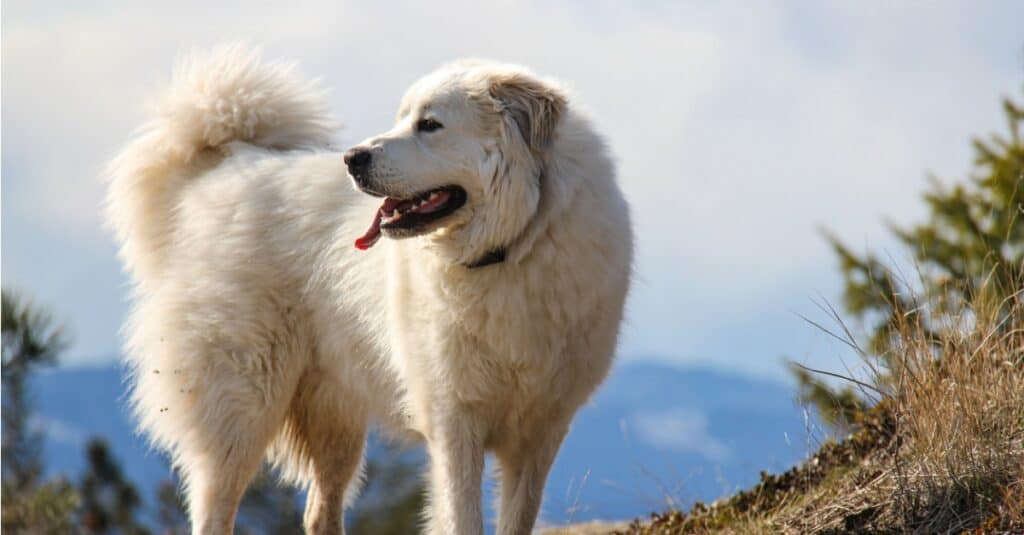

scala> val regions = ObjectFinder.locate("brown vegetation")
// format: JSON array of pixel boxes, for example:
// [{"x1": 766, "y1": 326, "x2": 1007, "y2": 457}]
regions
[{"x1": 619, "y1": 280, "x2": 1024, "y2": 534}]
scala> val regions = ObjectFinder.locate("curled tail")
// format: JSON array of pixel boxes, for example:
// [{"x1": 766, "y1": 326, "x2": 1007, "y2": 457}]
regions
[{"x1": 105, "y1": 44, "x2": 334, "y2": 283}]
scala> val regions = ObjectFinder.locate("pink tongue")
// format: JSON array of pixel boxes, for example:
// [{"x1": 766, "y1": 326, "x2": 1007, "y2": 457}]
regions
[
  {"x1": 354, "y1": 198, "x2": 402, "y2": 250},
  {"x1": 354, "y1": 212, "x2": 382, "y2": 250}
]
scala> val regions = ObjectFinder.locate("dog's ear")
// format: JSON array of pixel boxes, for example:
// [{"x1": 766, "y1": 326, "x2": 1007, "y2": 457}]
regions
[{"x1": 489, "y1": 73, "x2": 567, "y2": 153}]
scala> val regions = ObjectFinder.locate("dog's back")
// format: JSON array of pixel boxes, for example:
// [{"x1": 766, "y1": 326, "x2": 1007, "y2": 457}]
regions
[{"x1": 105, "y1": 44, "x2": 334, "y2": 285}]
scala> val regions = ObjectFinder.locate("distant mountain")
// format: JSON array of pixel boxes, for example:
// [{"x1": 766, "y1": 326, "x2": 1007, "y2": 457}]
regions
[
  {"x1": 29, "y1": 360, "x2": 817, "y2": 528},
  {"x1": 540, "y1": 362, "x2": 816, "y2": 525},
  {"x1": 30, "y1": 364, "x2": 169, "y2": 487}
]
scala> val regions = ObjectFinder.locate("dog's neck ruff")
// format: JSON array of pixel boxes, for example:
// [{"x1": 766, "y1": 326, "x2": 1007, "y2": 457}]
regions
[{"x1": 463, "y1": 248, "x2": 506, "y2": 269}]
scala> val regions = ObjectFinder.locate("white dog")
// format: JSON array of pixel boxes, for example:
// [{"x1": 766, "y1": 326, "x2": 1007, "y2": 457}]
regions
[{"x1": 106, "y1": 45, "x2": 632, "y2": 535}]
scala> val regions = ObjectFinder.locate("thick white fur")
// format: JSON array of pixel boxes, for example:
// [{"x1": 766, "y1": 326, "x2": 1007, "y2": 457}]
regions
[{"x1": 106, "y1": 45, "x2": 632, "y2": 535}]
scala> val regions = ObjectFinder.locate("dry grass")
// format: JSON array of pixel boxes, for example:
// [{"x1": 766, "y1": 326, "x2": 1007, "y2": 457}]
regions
[
  {"x1": 617, "y1": 276, "x2": 1024, "y2": 534},
  {"x1": 880, "y1": 285, "x2": 1024, "y2": 533}
]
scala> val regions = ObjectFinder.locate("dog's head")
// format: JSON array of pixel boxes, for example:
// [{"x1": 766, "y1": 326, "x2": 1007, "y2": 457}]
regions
[{"x1": 346, "y1": 61, "x2": 566, "y2": 264}]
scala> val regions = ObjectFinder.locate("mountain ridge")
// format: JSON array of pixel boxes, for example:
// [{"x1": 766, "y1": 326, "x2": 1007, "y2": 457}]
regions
[{"x1": 29, "y1": 359, "x2": 815, "y2": 525}]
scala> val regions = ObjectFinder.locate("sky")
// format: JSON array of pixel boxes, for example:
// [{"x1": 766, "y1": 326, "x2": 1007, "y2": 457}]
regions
[{"x1": 3, "y1": 1, "x2": 1022, "y2": 381}]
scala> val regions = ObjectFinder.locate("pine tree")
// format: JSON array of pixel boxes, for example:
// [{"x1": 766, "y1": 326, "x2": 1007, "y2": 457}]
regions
[
  {"x1": 2, "y1": 290, "x2": 68, "y2": 490},
  {"x1": 78, "y1": 438, "x2": 150, "y2": 534},
  {"x1": 2, "y1": 290, "x2": 152, "y2": 533},
  {"x1": 1, "y1": 290, "x2": 79, "y2": 532},
  {"x1": 156, "y1": 478, "x2": 189, "y2": 533},
  {"x1": 348, "y1": 444, "x2": 425, "y2": 535},
  {"x1": 794, "y1": 92, "x2": 1024, "y2": 431},
  {"x1": 235, "y1": 469, "x2": 304, "y2": 535}
]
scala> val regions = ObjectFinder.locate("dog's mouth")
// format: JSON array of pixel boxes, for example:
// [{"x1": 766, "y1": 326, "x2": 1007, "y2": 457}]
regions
[{"x1": 354, "y1": 186, "x2": 467, "y2": 250}]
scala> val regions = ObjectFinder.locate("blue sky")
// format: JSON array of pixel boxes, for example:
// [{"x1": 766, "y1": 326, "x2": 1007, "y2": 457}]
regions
[{"x1": 3, "y1": 1, "x2": 1022, "y2": 381}]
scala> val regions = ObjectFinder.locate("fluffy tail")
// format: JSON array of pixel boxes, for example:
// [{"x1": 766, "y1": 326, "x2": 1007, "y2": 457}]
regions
[{"x1": 105, "y1": 44, "x2": 333, "y2": 283}]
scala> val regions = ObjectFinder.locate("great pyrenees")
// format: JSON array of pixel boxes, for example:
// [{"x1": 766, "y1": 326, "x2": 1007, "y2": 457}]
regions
[{"x1": 106, "y1": 45, "x2": 632, "y2": 535}]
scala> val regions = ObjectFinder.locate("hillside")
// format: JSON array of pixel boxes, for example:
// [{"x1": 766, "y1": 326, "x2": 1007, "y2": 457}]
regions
[
  {"x1": 598, "y1": 90, "x2": 1024, "y2": 535},
  {"x1": 551, "y1": 289, "x2": 1024, "y2": 534}
]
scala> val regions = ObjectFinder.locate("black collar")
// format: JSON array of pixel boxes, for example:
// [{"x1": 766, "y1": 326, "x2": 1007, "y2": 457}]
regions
[{"x1": 463, "y1": 248, "x2": 506, "y2": 269}]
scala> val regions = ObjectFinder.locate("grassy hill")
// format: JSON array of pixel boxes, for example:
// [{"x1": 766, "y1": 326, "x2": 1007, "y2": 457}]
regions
[{"x1": 552, "y1": 286, "x2": 1024, "y2": 534}]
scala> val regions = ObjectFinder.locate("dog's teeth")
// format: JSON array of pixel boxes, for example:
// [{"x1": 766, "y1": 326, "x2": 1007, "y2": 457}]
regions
[{"x1": 429, "y1": 192, "x2": 439, "y2": 200}]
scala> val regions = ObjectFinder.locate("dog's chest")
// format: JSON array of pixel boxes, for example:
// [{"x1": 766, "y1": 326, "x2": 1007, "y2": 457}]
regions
[{"x1": 390, "y1": 266, "x2": 586, "y2": 406}]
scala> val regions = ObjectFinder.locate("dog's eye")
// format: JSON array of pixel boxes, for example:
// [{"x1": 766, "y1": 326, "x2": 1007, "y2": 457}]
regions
[{"x1": 415, "y1": 118, "x2": 444, "y2": 133}]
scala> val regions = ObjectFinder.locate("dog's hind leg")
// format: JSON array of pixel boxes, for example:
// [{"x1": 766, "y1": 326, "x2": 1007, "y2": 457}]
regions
[
  {"x1": 493, "y1": 416, "x2": 571, "y2": 535},
  {"x1": 298, "y1": 423, "x2": 365, "y2": 535},
  {"x1": 167, "y1": 344, "x2": 303, "y2": 535},
  {"x1": 274, "y1": 371, "x2": 368, "y2": 535},
  {"x1": 304, "y1": 431, "x2": 367, "y2": 535}
]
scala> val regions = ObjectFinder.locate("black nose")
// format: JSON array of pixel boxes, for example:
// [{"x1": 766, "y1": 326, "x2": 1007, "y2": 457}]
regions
[{"x1": 344, "y1": 148, "x2": 372, "y2": 173}]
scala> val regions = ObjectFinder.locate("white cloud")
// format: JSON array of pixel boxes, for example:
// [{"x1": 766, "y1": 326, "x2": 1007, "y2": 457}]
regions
[
  {"x1": 631, "y1": 407, "x2": 731, "y2": 462},
  {"x1": 2, "y1": 1, "x2": 1021, "y2": 370}
]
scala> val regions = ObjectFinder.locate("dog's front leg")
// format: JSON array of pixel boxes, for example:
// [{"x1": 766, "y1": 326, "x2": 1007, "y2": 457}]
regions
[
  {"x1": 494, "y1": 416, "x2": 571, "y2": 535},
  {"x1": 425, "y1": 413, "x2": 485, "y2": 535}
]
